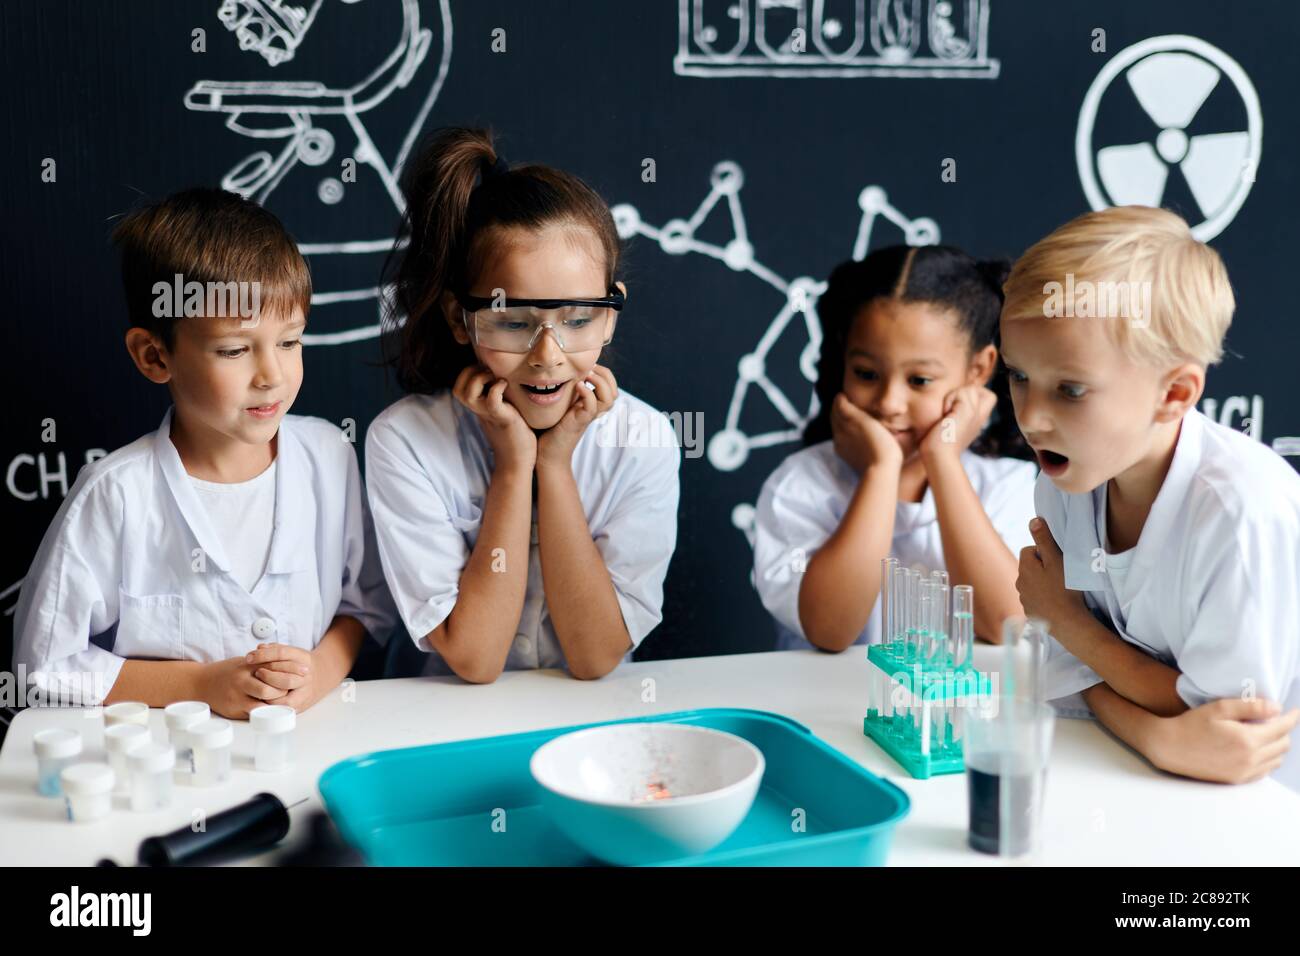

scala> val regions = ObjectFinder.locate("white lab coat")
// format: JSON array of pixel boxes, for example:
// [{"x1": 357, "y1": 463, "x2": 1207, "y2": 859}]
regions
[
  {"x1": 752, "y1": 440, "x2": 1038, "y2": 650},
  {"x1": 364, "y1": 389, "x2": 681, "y2": 676},
  {"x1": 1035, "y1": 409, "x2": 1300, "y2": 791},
  {"x1": 13, "y1": 408, "x2": 397, "y2": 705}
]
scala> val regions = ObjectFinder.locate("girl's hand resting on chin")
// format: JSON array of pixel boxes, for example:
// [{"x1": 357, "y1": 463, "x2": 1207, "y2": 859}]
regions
[
  {"x1": 453, "y1": 365, "x2": 537, "y2": 474},
  {"x1": 537, "y1": 364, "x2": 618, "y2": 469}
]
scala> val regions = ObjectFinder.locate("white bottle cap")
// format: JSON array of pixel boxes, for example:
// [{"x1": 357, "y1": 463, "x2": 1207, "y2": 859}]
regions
[
  {"x1": 60, "y1": 762, "x2": 116, "y2": 797},
  {"x1": 164, "y1": 700, "x2": 211, "y2": 731},
  {"x1": 33, "y1": 728, "x2": 83, "y2": 760},
  {"x1": 128, "y1": 742, "x2": 176, "y2": 773},
  {"x1": 189, "y1": 717, "x2": 233, "y2": 750},
  {"x1": 250, "y1": 704, "x2": 296, "y2": 735},
  {"x1": 103, "y1": 701, "x2": 150, "y2": 727},
  {"x1": 104, "y1": 722, "x2": 152, "y2": 755}
]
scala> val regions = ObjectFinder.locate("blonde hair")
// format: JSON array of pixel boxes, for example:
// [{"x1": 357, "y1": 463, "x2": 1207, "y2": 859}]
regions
[{"x1": 1002, "y1": 206, "x2": 1233, "y2": 368}]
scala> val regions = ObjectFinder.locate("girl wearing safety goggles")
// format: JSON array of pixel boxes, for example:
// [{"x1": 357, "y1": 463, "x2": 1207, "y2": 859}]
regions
[{"x1": 368, "y1": 126, "x2": 680, "y2": 683}]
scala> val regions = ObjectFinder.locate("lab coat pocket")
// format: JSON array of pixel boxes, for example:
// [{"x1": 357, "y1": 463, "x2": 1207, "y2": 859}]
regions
[
  {"x1": 117, "y1": 588, "x2": 185, "y2": 661},
  {"x1": 447, "y1": 496, "x2": 484, "y2": 543}
]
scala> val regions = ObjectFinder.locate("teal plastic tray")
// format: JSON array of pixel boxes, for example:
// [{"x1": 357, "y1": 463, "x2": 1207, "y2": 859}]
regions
[{"x1": 318, "y1": 708, "x2": 910, "y2": 866}]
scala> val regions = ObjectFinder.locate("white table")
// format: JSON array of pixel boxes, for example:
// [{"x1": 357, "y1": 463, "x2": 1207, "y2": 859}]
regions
[{"x1": 2, "y1": 648, "x2": 1298, "y2": 866}]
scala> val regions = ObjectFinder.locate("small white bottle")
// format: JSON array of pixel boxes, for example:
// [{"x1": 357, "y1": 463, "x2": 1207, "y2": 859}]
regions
[
  {"x1": 33, "y1": 728, "x2": 83, "y2": 797},
  {"x1": 188, "y1": 718, "x2": 234, "y2": 787},
  {"x1": 163, "y1": 701, "x2": 211, "y2": 778},
  {"x1": 60, "y1": 763, "x2": 115, "y2": 823},
  {"x1": 103, "y1": 701, "x2": 150, "y2": 729},
  {"x1": 128, "y1": 742, "x2": 176, "y2": 812},
  {"x1": 249, "y1": 705, "x2": 296, "y2": 772},
  {"x1": 103, "y1": 723, "x2": 152, "y2": 795}
]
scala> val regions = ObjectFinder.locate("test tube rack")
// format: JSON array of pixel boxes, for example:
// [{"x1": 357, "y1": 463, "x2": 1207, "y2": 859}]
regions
[{"x1": 862, "y1": 559, "x2": 994, "y2": 779}]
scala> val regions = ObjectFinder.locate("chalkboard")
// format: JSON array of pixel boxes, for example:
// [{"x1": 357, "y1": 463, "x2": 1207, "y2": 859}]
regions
[{"x1": 3, "y1": 1, "x2": 1296, "y2": 674}]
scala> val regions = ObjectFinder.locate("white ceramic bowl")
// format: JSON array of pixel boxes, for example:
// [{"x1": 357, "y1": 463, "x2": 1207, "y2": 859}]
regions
[{"x1": 530, "y1": 723, "x2": 765, "y2": 865}]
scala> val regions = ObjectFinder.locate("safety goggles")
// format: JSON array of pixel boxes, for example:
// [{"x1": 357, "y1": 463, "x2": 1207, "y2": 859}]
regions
[{"x1": 457, "y1": 288, "x2": 624, "y2": 354}]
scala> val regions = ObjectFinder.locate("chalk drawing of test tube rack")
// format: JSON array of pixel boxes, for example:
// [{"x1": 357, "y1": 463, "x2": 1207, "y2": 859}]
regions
[
  {"x1": 676, "y1": 0, "x2": 999, "y2": 78},
  {"x1": 183, "y1": 0, "x2": 453, "y2": 345}
]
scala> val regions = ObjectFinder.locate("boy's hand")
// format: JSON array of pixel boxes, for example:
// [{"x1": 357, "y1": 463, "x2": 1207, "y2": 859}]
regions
[
  {"x1": 919, "y1": 384, "x2": 997, "y2": 464},
  {"x1": 831, "y1": 392, "x2": 903, "y2": 477},
  {"x1": 453, "y1": 365, "x2": 536, "y2": 474},
  {"x1": 537, "y1": 365, "x2": 617, "y2": 469},
  {"x1": 245, "y1": 643, "x2": 316, "y2": 713},
  {"x1": 1150, "y1": 698, "x2": 1298, "y2": 784},
  {"x1": 196, "y1": 656, "x2": 285, "y2": 720},
  {"x1": 1017, "y1": 517, "x2": 1086, "y2": 636}
]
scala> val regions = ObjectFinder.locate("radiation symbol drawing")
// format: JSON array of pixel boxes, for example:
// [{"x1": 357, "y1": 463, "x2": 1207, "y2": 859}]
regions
[{"x1": 1076, "y1": 34, "x2": 1261, "y2": 242}]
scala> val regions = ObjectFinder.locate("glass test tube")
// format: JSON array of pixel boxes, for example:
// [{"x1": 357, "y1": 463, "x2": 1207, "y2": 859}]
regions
[
  {"x1": 917, "y1": 582, "x2": 936, "y2": 746},
  {"x1": 917, "y1": 582, "x2": 933, "y2": 653},
  {"x1": 920, "y1": 582, "x2": 941, "y2": 749},
  {"x1": 906, "y1": 568, "x2": 923, "y2": 660},
  {"x1": 951, "y1": 585, "x2": 975, "y2": 744},
  {"x1": 875, "y1": 557, "x2": 897, "y2": 718},
  {"x1": 893, "y1": 566, "x2": 910, "y2": 659},
  {"x1": 880, "y1": 557, "x2": 898, "y2": 651},
  {"x1": 1003, "y1": 616, "x2": 1050, "y2": 707},
  {"x1": 952, "y1": 585, "x2": 975, "y2": 668},
  {"x1": 930, "y1": 583, "x2": 950, "y2": 665},
  {"x1": 931, "y1": 570, "x2": 950, "y2": 662}
]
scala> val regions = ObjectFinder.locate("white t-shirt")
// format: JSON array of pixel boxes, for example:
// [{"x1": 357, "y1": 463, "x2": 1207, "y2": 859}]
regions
[
  {"x1": 1097, "y1": 484, "x2": 1136, "y2": 603},
  {"x1": 189, "y1": 461, "x2": 277, "y2": 593},
  {"x1": 752, "y1": 440, "x2": 1039, "y2": 650},
  {"x1": 1036, "y1": 409, "x2": 1300, "y2": 791},
  {"x1": 365, "y1": 389, "x2": 681, "y2": 676}
]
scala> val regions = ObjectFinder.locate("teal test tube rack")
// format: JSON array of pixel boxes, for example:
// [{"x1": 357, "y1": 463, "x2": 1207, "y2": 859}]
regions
[{"x1": 863, "y1": 561, "x2": 993, "y2": 779}]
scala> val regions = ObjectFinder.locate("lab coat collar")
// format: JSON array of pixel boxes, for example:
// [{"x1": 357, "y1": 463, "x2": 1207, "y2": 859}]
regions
[
  {"x1": 155, "y1": 407, "x2": 231, "y2": 573},
  {"x1": 263, "y1": 416, "x2": 315, "y2": 575},
  {"x1": 153, "y1": 407, "x2": 313, "y2": 577},
  {"x1": 1123, "y1": 408, "x2": 1204, "y2": 595},
  {"x1": 1061, "y1": 489, "x2": 1104, "y2": 591},
  {"x1": 1060, "y1": 409, "x2": 1205, "y2": 599}
]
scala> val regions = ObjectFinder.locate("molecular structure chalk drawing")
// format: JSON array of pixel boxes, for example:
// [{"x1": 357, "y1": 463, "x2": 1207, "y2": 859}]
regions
[
  {"x1": 676, "y1": 0, "x2": 999, "y2": 78},
  {"x1": 1076, "y1": 35, "x2": 1261, "y2": 242},
  {"x1": 183, "y1": 0, "x2": 453, "y2": 346},
  {"x1": 612, "y1": 161, "x2": 939, "y2": 541}
]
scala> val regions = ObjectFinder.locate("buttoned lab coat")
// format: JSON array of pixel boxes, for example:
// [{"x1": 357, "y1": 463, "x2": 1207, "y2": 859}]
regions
[{"x1": 13, "y1": 408, "x2": 396, "y2": 704}]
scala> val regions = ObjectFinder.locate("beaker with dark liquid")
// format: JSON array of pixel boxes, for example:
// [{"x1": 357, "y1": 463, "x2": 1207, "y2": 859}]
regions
[{"x1": 964, "y1": 699, "x2": 1055, "y2": 857}]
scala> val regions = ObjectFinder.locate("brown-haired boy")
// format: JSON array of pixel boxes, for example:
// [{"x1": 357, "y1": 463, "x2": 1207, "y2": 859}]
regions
[{"x1": 14, "y1": 188, "x2": 394, "y2": 717}]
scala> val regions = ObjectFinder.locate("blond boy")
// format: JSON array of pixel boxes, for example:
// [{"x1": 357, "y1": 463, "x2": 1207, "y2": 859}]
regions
[{"x1": 1001, "y1": 206, "x2": 1299, "y2": 789}]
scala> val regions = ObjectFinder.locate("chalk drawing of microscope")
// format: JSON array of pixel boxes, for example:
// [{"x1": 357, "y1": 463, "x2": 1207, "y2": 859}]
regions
[{"x1": 183, "y1": 0, "x2": 453, "y2": 344}]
